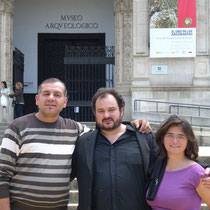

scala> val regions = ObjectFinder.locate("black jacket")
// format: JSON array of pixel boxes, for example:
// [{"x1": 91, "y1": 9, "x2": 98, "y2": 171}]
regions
[
  {"x1": 146, "y1": 157, "x2": 167, "y2": 201},
  {"x1": 71, "y1": 124, "x2": 157, "y2": 210},
  {"x1": 9, "y1": 89, "x2": 24, "y2": 104}
]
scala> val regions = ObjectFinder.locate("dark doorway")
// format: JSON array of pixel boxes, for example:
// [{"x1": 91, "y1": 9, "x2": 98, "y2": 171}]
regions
[
  {"x1": 64, "y1": 45, "x2": 115, "y2": 121},
  {"x1": 37, "y1": 33, "x2": 107, "y2": 121},
  {"x1": 38, "y1": 33, "x2": 105, "y2": 84}
]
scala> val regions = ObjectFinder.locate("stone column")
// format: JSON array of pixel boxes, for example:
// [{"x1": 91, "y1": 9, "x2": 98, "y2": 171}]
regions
[
  {"x1": 193, "y1": 0, "x2": 210, "y2": 86},
  {"x1": 0, "y1": 0, "x2": 14, "y2": 122},
  {"x1": 114, "y1": 0, "x2": 133, "y2": 120},
  {"x1": 0, "y1": 0, "x2": 14, "y2": 85}
]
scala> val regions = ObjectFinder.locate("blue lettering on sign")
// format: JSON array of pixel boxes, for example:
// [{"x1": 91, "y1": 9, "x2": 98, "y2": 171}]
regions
[{"x1": 171, "y1": 30, "x2": 193, "y2": 36}]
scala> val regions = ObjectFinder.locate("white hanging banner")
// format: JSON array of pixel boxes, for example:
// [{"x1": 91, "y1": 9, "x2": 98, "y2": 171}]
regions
[{"x1": 149, "y1": 0, "x2": 196, "y2": 58}]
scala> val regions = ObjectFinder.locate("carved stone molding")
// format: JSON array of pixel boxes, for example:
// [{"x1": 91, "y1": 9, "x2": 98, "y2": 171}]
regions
[
  {"x1": 0, "y1": 0, "x2": 14, "y2": 13},
  {"x1": 114, "y1": 0, "x2": 133, "y2": 86},
  {"x1": 0, "y1": 0, "x2": 14, "y2": 85},
  {"x1": 115, "y1": 12, "x2": 123, "y2": 84},
  {"x1": 114, "y1": 0, "x2": 133, "y2": 12},
  {"x1": 122, "y1": 12, "x2": 132, "y2": 82}
]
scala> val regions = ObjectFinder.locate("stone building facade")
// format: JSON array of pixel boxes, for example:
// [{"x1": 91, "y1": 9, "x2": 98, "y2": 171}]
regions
[
  {"x1": 115, "y1": 0, "x2": 210, "y2": 120},
  {"x1": 0, "y1": 0, "x2": 210, "y2": 121}
]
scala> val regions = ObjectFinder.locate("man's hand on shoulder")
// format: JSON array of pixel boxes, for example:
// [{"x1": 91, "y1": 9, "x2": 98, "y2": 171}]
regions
[
  {"x1": 132, "y1": 118, "x2": 152, "y2": 134},
  {"x1": 202, "y1": 168, "x2": 210, "y2": 188}
]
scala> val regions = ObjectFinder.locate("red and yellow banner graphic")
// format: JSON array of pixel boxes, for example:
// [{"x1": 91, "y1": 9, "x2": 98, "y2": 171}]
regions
[{"x1": 178, "y1": 0, "x2": 196, "y2": 28}]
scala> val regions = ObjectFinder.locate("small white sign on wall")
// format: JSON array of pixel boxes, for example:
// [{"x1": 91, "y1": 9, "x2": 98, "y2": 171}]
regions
[
  {"x1": 74, "y1": 106, "x2": 79, "y2": 113},
  {"x1": 152, "y1": 65, "x2": 168, "y2": 74}
]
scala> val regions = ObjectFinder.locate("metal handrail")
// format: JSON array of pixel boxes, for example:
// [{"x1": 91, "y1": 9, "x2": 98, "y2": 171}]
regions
[{"x1": 134, "y1": 99, "x2": 210, "y2": 117}]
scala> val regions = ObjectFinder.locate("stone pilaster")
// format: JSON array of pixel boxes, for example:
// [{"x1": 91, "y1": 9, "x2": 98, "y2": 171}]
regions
[
  {"x1": 114, "y1": 0, "x2": 133, "y2": 90},
  {"x1": 132, "y1": 0, "x2": 151, "y2": 87},
  {"x1": 196, "y1": 0, "x2": 209, "y2": 55},
  {"x1": 114, "y1": 0, "x2": 133, "y2": 120},
  {"x1": 0, "y1": 0, "x2": 14, "y2": 86},
  {"x1": 0, "y1": 0, "x2": 14, "y2": 122},
  {"x1": 193, "y1": 0, "x2": 210, "y2": 86}
]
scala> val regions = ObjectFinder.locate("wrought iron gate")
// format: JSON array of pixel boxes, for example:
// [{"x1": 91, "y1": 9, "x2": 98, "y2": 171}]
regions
[{"x1": 64, "y1": 45, "x2": 115, "y2": 122}]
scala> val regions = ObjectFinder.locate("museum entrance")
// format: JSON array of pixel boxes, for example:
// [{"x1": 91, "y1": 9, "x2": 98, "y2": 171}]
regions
[{"x1": 37, "y1": 33, "x2": 114, "y2": 121}]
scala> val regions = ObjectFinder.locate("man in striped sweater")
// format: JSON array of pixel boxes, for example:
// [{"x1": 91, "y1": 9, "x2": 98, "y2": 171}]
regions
[{"x1": 0, "y1": 78, "x2": 150, "y2": 210}]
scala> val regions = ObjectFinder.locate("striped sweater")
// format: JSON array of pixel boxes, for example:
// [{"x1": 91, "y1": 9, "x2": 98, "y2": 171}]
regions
[{"x1": 0, "y1": 113, "x2": 87, "y2": 209}]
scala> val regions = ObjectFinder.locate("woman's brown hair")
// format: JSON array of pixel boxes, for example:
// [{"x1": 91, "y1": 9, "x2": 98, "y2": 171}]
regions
[
  {"x1": 155, "y1": 115, "x2": 198, "y2": 160},
  {"x1": 16, "y1": 82, "x2": 23, "y2": 89}
]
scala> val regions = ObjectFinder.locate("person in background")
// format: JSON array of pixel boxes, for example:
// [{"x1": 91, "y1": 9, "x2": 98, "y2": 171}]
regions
[
  {"x1": 147, "y1": 115, "x2": 210, "y2": 209},
  {"x1": 0, "y1": 78, "x2": 151, "y2": 210},
  {"x1": 0, "y1": 81, "x2": 11, "y2": 122},
  {"x1": 9, "y1": 81, "x2": 24, "y2": 118},
  {"x1": 0, "y1": 81, "x2": 11, "y2": 107}
]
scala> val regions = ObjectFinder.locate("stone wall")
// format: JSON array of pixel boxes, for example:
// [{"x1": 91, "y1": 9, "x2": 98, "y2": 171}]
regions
[
  {"x1": 114, "y1": 0, "x2": 210, "y2": 120},
  {"x1": 1, "y1": 0, "x2": 210, "y2": 121}
]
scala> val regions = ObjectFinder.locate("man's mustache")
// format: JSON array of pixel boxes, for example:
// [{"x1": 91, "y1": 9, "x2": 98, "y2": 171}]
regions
[{"x1": 102, "y1": 118, "x2": 113, "y2": 122}]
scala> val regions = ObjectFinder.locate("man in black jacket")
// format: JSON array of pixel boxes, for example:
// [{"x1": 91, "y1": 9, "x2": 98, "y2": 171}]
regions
[{"x1": 71, "y1": 88, "x2": 156, "y2": 210}]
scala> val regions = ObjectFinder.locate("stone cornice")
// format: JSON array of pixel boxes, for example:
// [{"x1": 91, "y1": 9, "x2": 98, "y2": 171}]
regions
[{"x1": 0, "y1": 0, "x2": 14, "y2": 13}]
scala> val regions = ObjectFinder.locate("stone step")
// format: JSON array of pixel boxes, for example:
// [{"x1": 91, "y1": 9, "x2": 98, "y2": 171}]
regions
[
  {"x1": 68, "y1": 204, "x2": 78, "y2": 210},
  {"x1": 69, "y1": 190, "x2": 78, "y2": 204},
  {"x1": 201, "y1": 203, "x2": 209, "y2": 210},
  {"x1": 134, "y1": 112, "x2": 210, "y2": 128},
  {"x1": 69, "y1": 179, "x2": 78, "y2": 204},
  {"x1": 67, "y1": 203, "x2": 209, "y2": 209},
  {"x1": 81, "y1": 122, "x2": 96, "y2": 130}
]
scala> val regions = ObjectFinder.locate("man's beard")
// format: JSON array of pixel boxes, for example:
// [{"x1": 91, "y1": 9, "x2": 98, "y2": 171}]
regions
[{"x1": 96, "y1": 116, "x2": 123, "y2": 131}]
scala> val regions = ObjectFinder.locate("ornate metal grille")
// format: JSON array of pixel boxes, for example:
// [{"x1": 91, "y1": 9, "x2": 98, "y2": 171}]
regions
[
  {"x1": 63, "y1": 45, "x2": 115, "y2": 122},
  {"x1": 65, "y1": 45, "x2": 115, "y2": 57}
]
